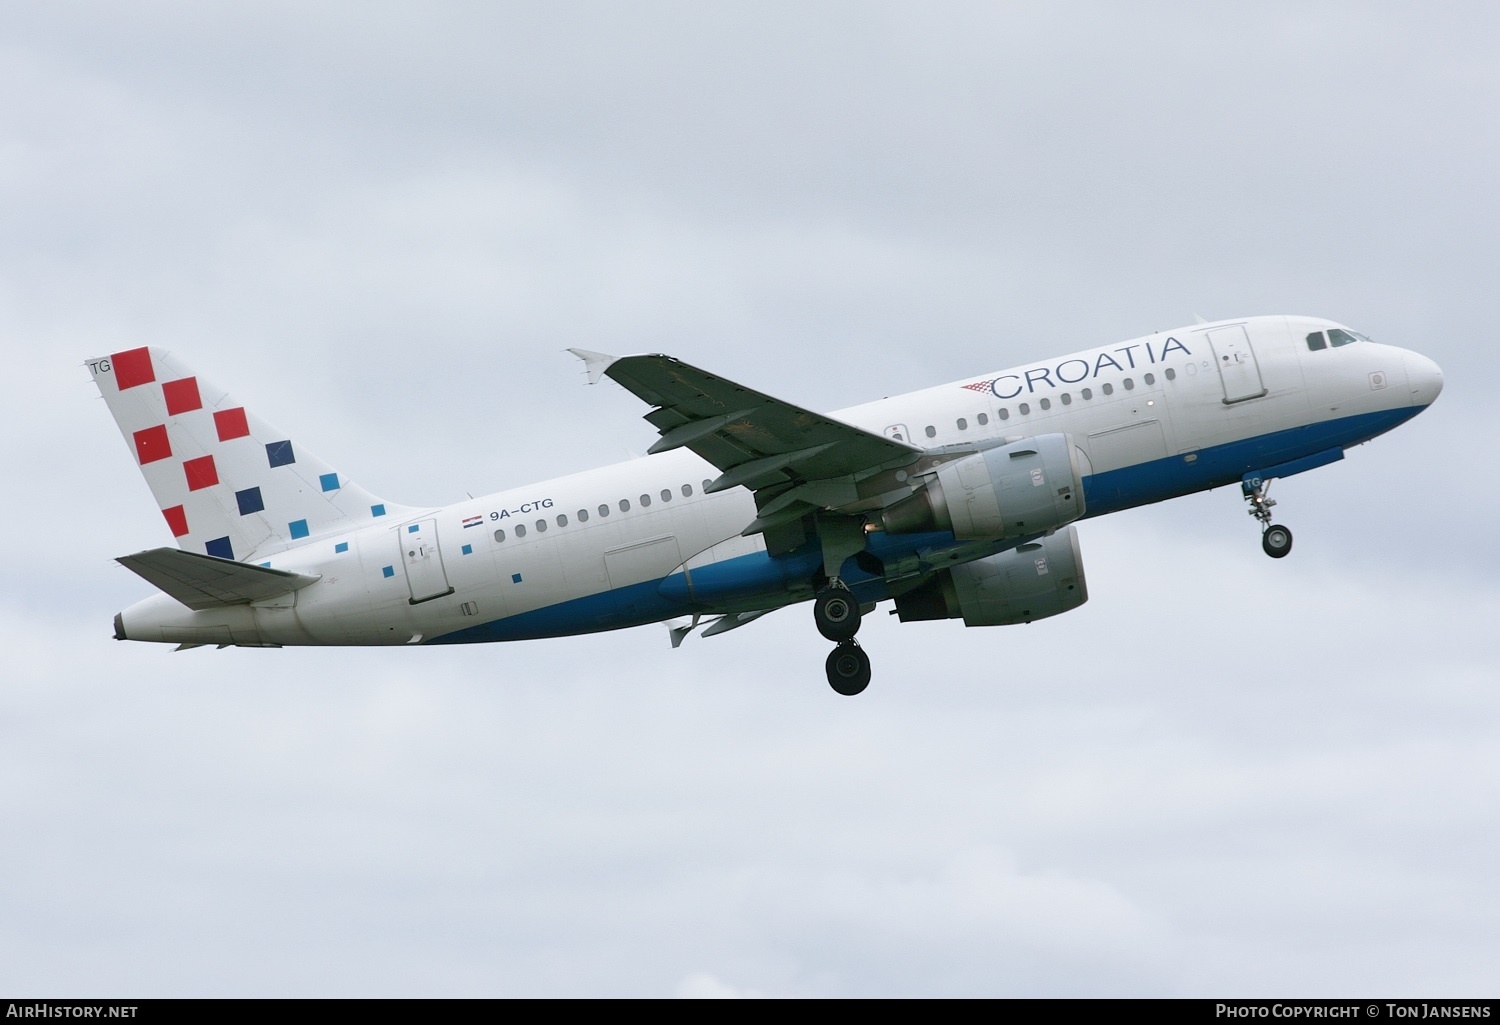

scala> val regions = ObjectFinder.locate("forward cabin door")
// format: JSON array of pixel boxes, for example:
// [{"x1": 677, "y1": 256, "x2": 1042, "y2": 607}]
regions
[
  {"x1": 400, "y1": 518, "x2": 454, "y2": 604},
  {"x1": 1206, "y1": 325, "x2": 1268, "y2": 403}
]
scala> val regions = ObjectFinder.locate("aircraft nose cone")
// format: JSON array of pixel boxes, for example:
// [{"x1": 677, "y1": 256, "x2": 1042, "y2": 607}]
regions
[{"x1": 1404, "y1": 351, "x2": 1444, "y2": 408}]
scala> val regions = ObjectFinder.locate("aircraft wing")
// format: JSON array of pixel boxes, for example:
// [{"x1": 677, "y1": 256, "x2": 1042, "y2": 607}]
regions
[
  {"x1": 571, "y1": 350, "x2": 922, "y2": 538},
  {"x1": 117, "y1": 547, "x2": 322, "y2": 611}
]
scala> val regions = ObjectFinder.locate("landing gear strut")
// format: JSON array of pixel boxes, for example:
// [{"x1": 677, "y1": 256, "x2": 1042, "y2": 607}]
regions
[
  {"x1": 813, "y1": 515, "x2": 876, "y2": 694},
  {"x1": 825, "y1": 640, "x2": 871, "y2": 696},
  {"x1": 1243, "y1": 476, "x2": 1293, "y2": 559}
]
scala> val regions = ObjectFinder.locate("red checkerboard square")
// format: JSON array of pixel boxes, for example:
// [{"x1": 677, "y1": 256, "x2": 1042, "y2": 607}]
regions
[
  {"x1": 132, "y1": 424, "x2": 171, "y2": 464},
  {"x1": 112, "y1": 348, "x2": 155, "y2": 390},
  {"x1": 162, "y1": 505, "x2": 189, "y2": 537},
  {"x1": 214, "y1": 407, "x2": 250, "y2": 441},
  {"x1": 184, "y1": 454, "x2": 219, "y2": 491},
  {"x1": 163, "y1": 377, "x2": 203, "y2": 416}
]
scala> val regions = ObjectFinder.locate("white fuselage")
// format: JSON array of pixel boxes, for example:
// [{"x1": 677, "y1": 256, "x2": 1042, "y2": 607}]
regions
[{"x1": 115, "y1": 316, "x2": 1442, "y2": 648}]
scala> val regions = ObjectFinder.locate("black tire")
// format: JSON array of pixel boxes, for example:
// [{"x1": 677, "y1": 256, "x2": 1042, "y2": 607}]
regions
[
  {"x1": 1262, "y1": 524, "x2": 1293, "y2": 559},
  {"x1": 826, "y1": 642, "x2": 871, "y2": 696},
  {"x1": 814, "y1": 586, "x2": 862, "y2": 642}
]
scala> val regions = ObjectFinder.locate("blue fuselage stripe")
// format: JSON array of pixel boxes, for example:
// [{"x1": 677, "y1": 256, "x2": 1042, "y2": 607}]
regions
[
  {"x1": 428, "y1": 405, "x2": 1423, "y2": 645},
  {"x1": 1080, "y1": 404, "x2": 1421, "y2": 516}
]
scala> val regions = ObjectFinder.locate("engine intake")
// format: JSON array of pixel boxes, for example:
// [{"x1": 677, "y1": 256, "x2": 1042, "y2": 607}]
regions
[
  {"x1": 880, "y1": 433, "x2": 1086, "y2": 539},
  {"x1": 894, "y1": 525, "x2": 1088, "y2": 627}
]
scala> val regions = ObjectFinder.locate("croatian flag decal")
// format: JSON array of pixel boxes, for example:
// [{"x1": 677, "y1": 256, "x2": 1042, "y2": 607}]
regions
[{"x1": 462, "y1": 515, "x2": 484, "y2": 529}]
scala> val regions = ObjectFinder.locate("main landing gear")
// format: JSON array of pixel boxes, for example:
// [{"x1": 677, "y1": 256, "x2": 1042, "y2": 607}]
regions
[
  {"x1": 816, "y1": 580, "x2": 870, "y2": 695},
  {"x1": 814, "y1": 583, "x2": 862, "y2": 642},
  {"x1": 825, "y1": 639, "x2": 871, "y2": 696},
  {"x1": 1243, "y1": 476, "x2": 1294, "y2": 559}
]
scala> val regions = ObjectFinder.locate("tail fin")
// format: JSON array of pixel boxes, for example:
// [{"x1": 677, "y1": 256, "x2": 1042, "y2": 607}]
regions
[{"x1": 88, "y1": 347, "x2": 409, "y2": 561}]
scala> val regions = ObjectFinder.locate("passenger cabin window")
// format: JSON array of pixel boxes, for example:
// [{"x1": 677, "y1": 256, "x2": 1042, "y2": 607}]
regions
[
  {"x1": 1102, "y1": 383, "x2": 1114, "y2": 396},
  {"x1": 925, "y1": 425, "x2": 936, "y2": 438},
  {"x1": 619, "y1": 499, "x2": 630, "y2": 512},
  {"x1": 598, "y1": 504, "x2": 610, "y2": 517},
  {"x1": 578, "y1": 509, "x2": 589, "y2": 522},
  {"x1": 977, "y1": 413, "x2": 988, "y2": 425},
  {"x1": 1060, "y1": 393, "x2": 1072, "y2": 406},
  {"x1": 1039, "y1": 398, "x2": 1051, "y2": 410},
  {"x1": 1082, "y1": 387, "x2": 1093, "y2": 400},
  {"x1": 557, "y1": 514, "x2": 568, "y2": 527},
  {"x1": 1143, "y1": 373, "x2": 1155, "y2": 386},
  {"x1": 702, "y1": 479, "x2": 712, "y2": 492},
  {"x1": 515, "y1": 523, "x2": 527, "y2": 538},
  {"x1": 1306, "y1": 331, "x2": 1328, "y2": 351},
  {"x1": 682, "y1": 484, "x2": 693, "y2": 497},
  {"x1": 661, "y1": 489, "x2": 672, "y2": 502},
  {"x1": 957, "y1": 418, "x2": 967, "y2": 430},
  {"x1": 1123, "y1": 378, "x2": 1135, "y2": 390},
  {"x1": 1164, "y1": 368, "x2": 1176, "y2": 381},
  {"x1": 640, "y1": 494, "x2": 651, "y2": 507},
  {"x1": 494, "y1": 529, "x2": 506, "y2": 542},
  {"x1": 536, "y1": 519, "x2": 547, "y2": 532},
  {"x1": 1018, "y1": 402, "x2": 1030, "y2": 415},
  {"x1": 998, "y1": 408, "x2": 1010, "y2": 420}
]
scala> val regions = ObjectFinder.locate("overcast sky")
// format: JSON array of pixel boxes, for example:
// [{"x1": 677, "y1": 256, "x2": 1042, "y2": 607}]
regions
[{"x1": 3, "y1": 1, "x2": 1497, "y2": 997}]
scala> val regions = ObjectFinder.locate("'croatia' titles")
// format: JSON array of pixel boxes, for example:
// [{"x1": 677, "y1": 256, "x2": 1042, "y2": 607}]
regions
[{"x1": 967, "y1": 337, "x2": 1192, "y2": 400}]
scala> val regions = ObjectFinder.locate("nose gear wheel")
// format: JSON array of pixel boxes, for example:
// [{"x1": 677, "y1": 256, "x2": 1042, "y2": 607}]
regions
[
  {"x1": 1261, "y1": 523, "x2": 1293, "y2": 558},
  {"x1": 1243, "y1": 476, "x2": 1294, "y2": 560}
]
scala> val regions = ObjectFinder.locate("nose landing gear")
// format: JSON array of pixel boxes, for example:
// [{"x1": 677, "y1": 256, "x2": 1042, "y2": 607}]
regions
[
  {"x1": 1244, "y1": 476, "x2": 1293, "y2": 559},
  {"x1": 1261, "y1": 523, "x2": 1293, "y2": 558}
]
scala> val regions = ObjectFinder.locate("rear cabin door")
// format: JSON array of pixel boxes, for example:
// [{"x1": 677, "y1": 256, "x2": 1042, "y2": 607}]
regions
[
  {"x1": 1206, "y1": 325, "x2": 1268, "y2": 403},
  {"x1": 400, "y1": 518, "x2": 454, "y2": 604}
]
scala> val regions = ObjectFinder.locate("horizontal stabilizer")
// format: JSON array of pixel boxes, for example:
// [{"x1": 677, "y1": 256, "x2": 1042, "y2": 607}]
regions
[{"x1": 117, "y1": 547, "x2": 321, "y2": 611}]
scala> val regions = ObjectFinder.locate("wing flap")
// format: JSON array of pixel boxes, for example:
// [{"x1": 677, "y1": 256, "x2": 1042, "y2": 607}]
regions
[
  {"x1": 701, "y1": 608, "x2": 776, "y2": 638},
  {"x1": 117, "y1": 547, "x2": 321, "y2": 611}
]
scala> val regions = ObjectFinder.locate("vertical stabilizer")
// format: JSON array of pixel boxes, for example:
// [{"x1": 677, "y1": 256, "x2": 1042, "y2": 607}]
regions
[{"x1": 88, "y1": 347, "x2": 410, "y2": 561}]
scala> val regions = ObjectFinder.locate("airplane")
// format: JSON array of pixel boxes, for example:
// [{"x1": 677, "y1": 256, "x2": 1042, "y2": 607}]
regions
[{"x1": 90, "y1": 315, "x2": 1443, "y2": 695}]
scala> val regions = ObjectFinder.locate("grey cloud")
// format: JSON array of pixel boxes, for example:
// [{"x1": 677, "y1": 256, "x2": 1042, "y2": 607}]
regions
[{"x1": 2, "y1": 0, "x2": 1495, "y2": 997}]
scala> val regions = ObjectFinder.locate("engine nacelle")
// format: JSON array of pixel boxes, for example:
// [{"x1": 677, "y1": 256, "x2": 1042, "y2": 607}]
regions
[
  {"x1": 894, "y1": 525, "x2": 1088, "y2": 627},
  {"x1": 879, "y1": 433, "x2": 1086, "y2": 540}
]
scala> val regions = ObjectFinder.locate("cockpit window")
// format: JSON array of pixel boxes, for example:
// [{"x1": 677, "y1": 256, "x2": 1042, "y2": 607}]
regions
[{"x1": 1309, "y1": 327, "x2": 1375, "y2": 351}]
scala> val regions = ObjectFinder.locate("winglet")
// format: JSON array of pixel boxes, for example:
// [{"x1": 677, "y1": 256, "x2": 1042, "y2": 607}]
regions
[{"x1": 567, "y1": 348, "x2": 619, "y2": 385}]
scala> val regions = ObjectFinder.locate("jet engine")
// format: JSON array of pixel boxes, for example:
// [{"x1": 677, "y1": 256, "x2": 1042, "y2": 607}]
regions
[
  {"x1": 893, "y1": 525, "x2": 1088, "y2": 627},
  {"x1": 879, "y1": 433, "x2": 1086, "y2": 540}
]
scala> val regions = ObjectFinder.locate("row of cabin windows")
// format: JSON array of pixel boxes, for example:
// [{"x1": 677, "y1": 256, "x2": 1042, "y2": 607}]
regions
[
  {"x1": 495, "y1": 357, "x2": 1188, "y2": 537},
  {"x1": 918, "y1": 368, "x2": 1175, "y2": 438},
  {"x1": 494, "y1": 480, "x2": 713, "y2": 541}
]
